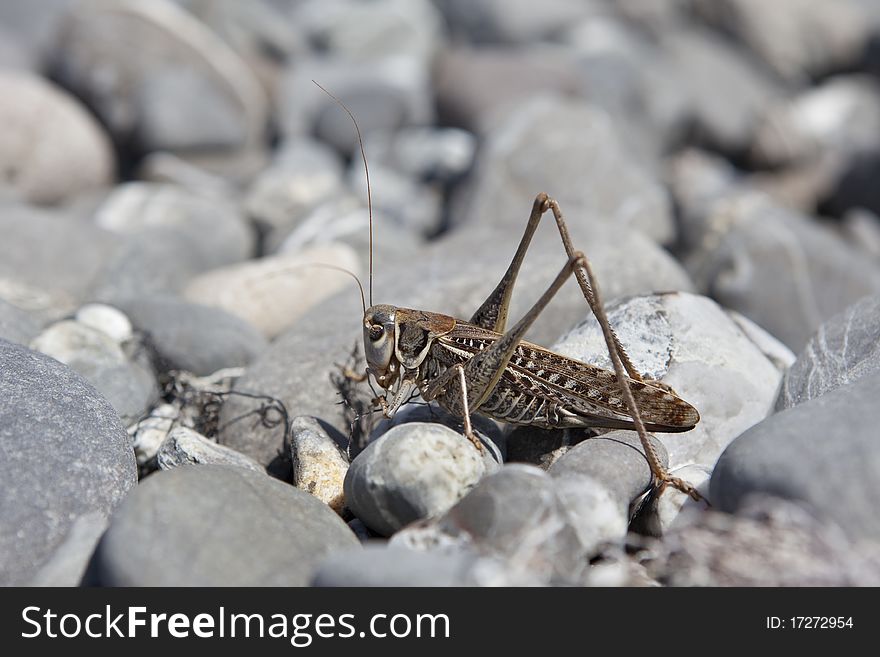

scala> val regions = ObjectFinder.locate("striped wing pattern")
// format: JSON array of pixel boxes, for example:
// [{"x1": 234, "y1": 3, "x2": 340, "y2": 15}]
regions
[{"x1": 431, "y1": 323, "x2": 699, "y2": 432}]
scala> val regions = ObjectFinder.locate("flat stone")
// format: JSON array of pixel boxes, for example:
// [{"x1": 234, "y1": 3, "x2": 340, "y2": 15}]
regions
[
  {"x1": 86, "y1": 465, "x2": 360, "y2": 586},
  {"x1": 157, "y1": 426, "x2": 264, "y2": 473}
]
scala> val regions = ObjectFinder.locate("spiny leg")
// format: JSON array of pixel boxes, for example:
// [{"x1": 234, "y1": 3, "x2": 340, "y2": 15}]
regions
[
  {"x1": 421, "y1": 363, "x2": 483, "y2": 452},
  {"x1": 543, "y1": 196, "x2": 703, "y2": 501}
]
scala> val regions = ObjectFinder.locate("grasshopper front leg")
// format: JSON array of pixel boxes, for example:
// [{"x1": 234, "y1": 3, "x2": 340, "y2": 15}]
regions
[{"x1": 421, "y1": 364, "x2": 482, "y2": 452}]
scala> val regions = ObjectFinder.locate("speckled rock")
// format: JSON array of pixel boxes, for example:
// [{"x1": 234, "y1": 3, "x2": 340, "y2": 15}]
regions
[
  {"x1": 344, "y1": 423, "x2": 490, "y2": 536},
  {"x1": 0, "y1": 339, "x2": 136, "y2": 585},
  {"x1": 290, "y1": 416, "x2": 350, "y2": 512}
]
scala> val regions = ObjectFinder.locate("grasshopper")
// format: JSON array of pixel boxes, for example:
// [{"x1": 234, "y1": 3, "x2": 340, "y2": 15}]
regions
[{"x1": 319, "y1": 84, "x2": 702, "y2": 500}]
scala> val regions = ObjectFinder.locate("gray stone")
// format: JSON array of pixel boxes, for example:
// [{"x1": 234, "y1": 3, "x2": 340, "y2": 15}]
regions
[
  {"x1": 368, "y1": 403, "x2": 505, "y2": 463},
  {"x1": 392, "y1": 464, "x2": 625, "y2": 585},
  {"x1": 344, "y1": 423, "x2": 491, "y2": 536},
  {"x1": 87, "y1": 465, "x2": 359, "y2": 586},
  {"x1": 458, "y1": 95, "x2": 675, "y2": 245},
  {"x1": 433, "y1": 46, "x2": 586, "y2": 136},
  {"x1": 687, "y1": 191, "x2": 880, "y2": 351},
  {"x1": 0, "y1": 340, "x2": 136, "y2": 585},
  {"x1": 0, "y1": 298, "x2": 41, "y2": 345},
  {"x1": 292, "y1": 0, "x2": 443, "y2": 62},
  {"x1": 244, "y1": 137, "x2": 345, "y2": 238},
  {"x1": 183, "y1": 242, "x2": 361, "y2": 339},
  {"x1": 116, "y1": 296, "x2": 267, "y2": 375},
  {"x1": 363, "y1": 126, "x2": 476, "y2": 184},
  {"x1": 52, "y1": 0, "x2": 267, "y2": 154},
  {"x1": 552, "y1": 293, "x2": 782, "y2": 472},
  {"x1": 549, "y1": 430, "x2": 669, "y2": 515},
  {"x1": 157, "y1": 426, "x2": 264, "y2": 473},
  {"x1": 842, "y1": 207, "x2": 880, "y2": 259},
  {"x1": 712, "y1": 371, "x2": 880, "y2": 542},
  {"x1": 0, "y1": 201, "x2": 121, "y2": 316},
  {"x1": 0, "y1": 69, "x2": 114, "y2": 204},
  {"x1": 657, "y1": 26, "x2": 781, "y2": 153},
  {"x1": 690, "y1": 0, "x2": 873, "y2": 83},
  {"x1": 279, "y1": 54, "x2": 433, "y2": 147},
  {"x1": 290, "y1": 416, "x2": 350, "y2": 513},
  {"x1": 29, "y1": 512, "x2": 108, "y2": 587},
  {"x1": 93, "y1": 183, "x2": 255, "y2": 271},
  {"x1": 778, "y1": 294, "x2": 880, "y2": 410},
  {"x1": 648, "y1": 496, "x2": 880, "y2": 586},
  {"x1": 433, "y1": 0, "x2": 602, "y2": 44},
  {"x1": 30, "y1": 320, "x2": 158, "y2": 424},
  {"x1": 727, "y1": 310, "x2": 797, "y2": 375},
  {"x1": 754, "y1": 75, "x2": 880, "y2": 167},
  {"x1": 311, "y1": 543, "x2": 537, "y2": 587}
]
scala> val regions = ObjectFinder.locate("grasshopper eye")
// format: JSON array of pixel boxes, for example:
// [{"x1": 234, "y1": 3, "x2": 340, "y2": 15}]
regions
[{"x1": 368, "y1": 324, "x2": 384, "y2": 341}]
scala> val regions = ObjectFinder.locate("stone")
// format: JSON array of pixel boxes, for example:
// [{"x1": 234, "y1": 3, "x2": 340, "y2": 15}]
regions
[
  {"x1": 657, "y1": 26, "x2": 781, "y2": 153},
  {"x1": 292, "y1": 0, "x2": 443, "y2": 62},
  {"x1": 0, "y1": 69, "x2": 114, "y2": 204},
  {"x1": 116, "y1": 296, "x2": 267, "y2": 375},
  {"x1": 433, "y1": 46, "x2": 585, "y2": 136},
  {"x1": 34, "y1": 319, "x2": 156, "y2": 413},
  {"x1": 0, "y1": 201, "x2": 120, "y2": 317},
  {"x1": 552, "y1": 293, "x2": 782, "y2": 472},
  {"x1": 0, "y1": 339, "x2": 136, "y2": 585},
  {"x1": 458, "y1": 95, "x2": 675, "y2": 245},
  {"x1": 130, "y1": 403, "x2": 177, "y2": 468},
  {"x1": 690, "y1": 0, "x2": 874, "y2": 83},
  {"x1": 392, "y1": 464, "x2": 625, "y2": 585},
  {"x1": 290, "y1": 416, "x2": 350, "y2": 512},
  {"x1": 0, "y1": 298, "x2": 41, "y2": 345},
  {"x1": 28, "y1": 512, "x2": 108, "y2": 587},
  {"x1": 52, "y1": 0, "x2": 268, "y2": 154},
  {"x1": 432, "y1": 0, "x2": 603, "y2": 44},
  {"x1": 244, "y1": 137, "x2": 345, "y2": 238},
  {"x1": 183, "y1": 242, "x2": 361, "y2": 339},
  {"x1": 686, "y1": 191, "x2": 880, "y2": 351},
  {"x1": 311, "y1": 544, "x2": 537, "y2": 587},
  {"x1": 648, "y1": 495, "x2": 880, "y2": 586},
  {"x1": 93, "y1": 182, "x2": 255, "y2": 270},
  {"x1": 156, "y1": 426, "x2": 264, "y2": 472},
  {"x1": 368, "y1": 403, "x2": 505, "y2": 463},
  {"x1": 30, "y1": 320, "x2": 158, "y2": 424},
  {"x1": 279, "y1": 53, "x2": 433, "y2": 148},
  {"x1": 363, "y1": 126, "x2": 477, "y2": 185},
  {"x1": 778, "y1": 294, "x2": 880, "y2": 410},
  {"x1": 75, "y1": 303, "x2": 133, "y2": 344},
  {"x1": 712, "y1": 371, "x2": 880, "y2": 542},
  {"x1": 86, "y1": 465, "x2": 360, "y2": 586},
  {"x1": 549, "y1": 430, "x2": 669, "y2": 515},
  {"x1": 344, "y1": 423, "x2": 490, "y2": 536}
]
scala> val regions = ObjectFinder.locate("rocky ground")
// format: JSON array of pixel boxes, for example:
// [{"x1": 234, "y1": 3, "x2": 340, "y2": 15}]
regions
[{"x1": 2, "y1": 0, "x2": 880, "y2": 587}]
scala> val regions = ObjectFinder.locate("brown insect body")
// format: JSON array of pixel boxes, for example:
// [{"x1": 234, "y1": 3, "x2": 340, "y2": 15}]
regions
[{"x1": 364, "y1": 304, "x2": 699, "y2": 435}]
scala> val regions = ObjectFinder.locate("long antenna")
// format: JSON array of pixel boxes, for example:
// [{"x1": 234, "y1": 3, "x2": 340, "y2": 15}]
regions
[{"x1": 312, "y1": 80, "x2": 373, "y2": 307}]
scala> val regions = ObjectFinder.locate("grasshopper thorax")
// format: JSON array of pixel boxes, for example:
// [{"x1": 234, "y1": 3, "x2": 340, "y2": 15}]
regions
[{"x1": 363, "y1": 305, "x2": 456, "y2": 389}]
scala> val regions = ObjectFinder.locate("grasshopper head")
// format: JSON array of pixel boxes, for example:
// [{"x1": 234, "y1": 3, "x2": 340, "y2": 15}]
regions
[{"x1": 363, "y1": 304, "x2": 398, "y2": 389}]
